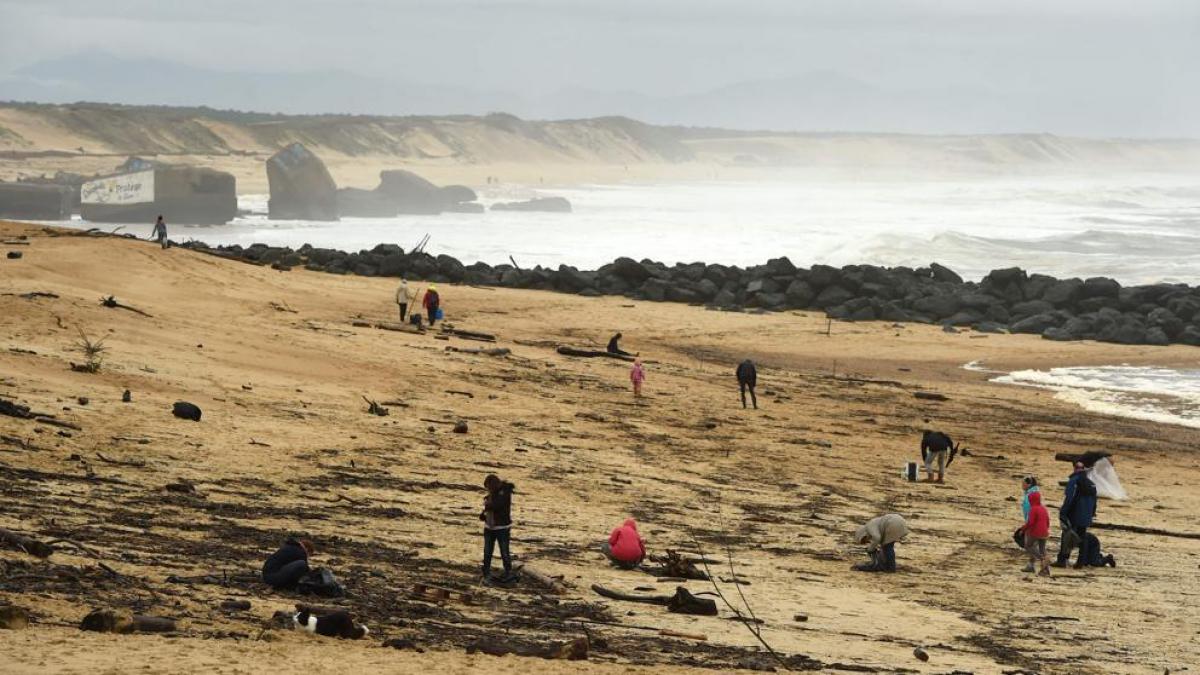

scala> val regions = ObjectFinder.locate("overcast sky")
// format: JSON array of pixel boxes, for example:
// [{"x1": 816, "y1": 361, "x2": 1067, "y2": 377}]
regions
[{"x1": 1, "y1": 0, "x2": 1198, "y2": 135}]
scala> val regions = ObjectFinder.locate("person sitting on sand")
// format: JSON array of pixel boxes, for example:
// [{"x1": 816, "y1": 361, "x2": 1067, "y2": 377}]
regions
[
  {"x1": 630, "y1": 358, "x2": 646, "y2": 398},
  {"x1": 423, "y1": 284, "x2": 441, "y2": 326},
  {"x1": 150, "y1": 215, "x2": 168, "y2": 250},
  {"x1": 262, "y1": 537, "x2": 314, "y2": 590},
  {"x1": 603, "y1": 518, "x2": 646, "y2": 569},
  {"x1": 920, "y1": 429, "x2": 954, "y2": 483},
  {"x1": 395, "y1": 277, "x2": 414, "y2": 322},
  {"x1": 853, "y1": 513, "x2": 909, "y2": 572},
  {"x1": 736, "y1": 359, "x2": 758, "y2": 410},
  {"x1": 480, "y1": 474, "x2": 515, "y2": 584},
  {"x1": 607, "y1": 332, "x2": 634, "y2": 357},
  {"x1": 1022, "y1": 491, "x2": 1052, "y2": 576},
  {"x1": 1054, "y1": 461, "x2": 1098, "y2": 568}
]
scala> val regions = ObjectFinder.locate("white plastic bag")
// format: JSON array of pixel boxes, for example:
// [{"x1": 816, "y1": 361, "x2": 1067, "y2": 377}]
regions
[{"x1": 1089, "y1": 457, "x2": 1127, "y2": 500}]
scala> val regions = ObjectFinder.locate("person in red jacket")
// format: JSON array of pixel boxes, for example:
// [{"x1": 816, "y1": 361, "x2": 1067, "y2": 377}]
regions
[
  {"x1": 1022, "y1": 491, "x2": 1052, "y2": 576},
  {"x1": 602, "y1": 518, "x2": 646, "y2": 569}
]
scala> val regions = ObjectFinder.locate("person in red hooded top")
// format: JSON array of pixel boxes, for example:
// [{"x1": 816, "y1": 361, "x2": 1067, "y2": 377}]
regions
[
  {"x1": 602, "y1": 518, "x2": 646, "y2": 569},
  {"x1": 1022, "y1": 491, "x2": 1052, "y2": 576}
]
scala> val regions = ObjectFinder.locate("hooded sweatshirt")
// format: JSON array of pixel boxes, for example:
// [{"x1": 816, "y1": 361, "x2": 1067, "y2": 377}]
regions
[
  {"x1": 607, "y1": 518, "x2": 646, "y2": 563},
  {"x1": 480, "y1": 481, "x2": 514, "y2": 530},
  {"x1": 1024, "y1": 491, "x2": 1051, "y2": 538},
  {"x1": 854, "y1": 513, "x2": 910, "y2": 553},
  {"x1": 1021, "y1": 485, "x2": 1041, "y2": 519},
  {"x1": 262, "y1": 538, "x2": 308, "y2": 577}
]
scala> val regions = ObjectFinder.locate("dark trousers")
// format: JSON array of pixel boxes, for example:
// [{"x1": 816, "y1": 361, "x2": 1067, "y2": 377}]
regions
[
  {"x1": 263, "y1": 559, "x2": 309, "y2": 589},
  {"x1": 739, "y1": 381, "x2": 757, "y2": 409},
  {"x1": 427, "y1": 307, "x2": 437, "y2": 325},
  {"x1": 482, "y1": 527, "x2": 512, "y2": 577},
  {"x1": 878, "y1": 542, "x2": 896, "y2": 571},
  {"x1": 399, "y1": 303, "x2": 408, "y2": 322},
  {"x1": 1058, "y1": 526, "x2": 1092, "y2": 565}
]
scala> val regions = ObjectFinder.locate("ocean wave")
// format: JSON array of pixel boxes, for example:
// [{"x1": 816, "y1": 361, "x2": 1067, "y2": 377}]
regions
[{"x1": 994, "y1": 366, "x2": 1200, "y2": 429}]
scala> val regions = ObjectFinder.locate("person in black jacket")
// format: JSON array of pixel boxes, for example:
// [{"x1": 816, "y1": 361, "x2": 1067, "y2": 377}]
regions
[
  {"x1": 920, "y1": 429, "x2": 955, "y2": 483},
  {"x1": 480, "y1": 474, "x2": 515, "y2": 584},
  {"x1": 736, "y1": 359, "x2": 758, "y2": 409},
  {"x1": 607, "y1": 333, "x2": 633, "y2": 357},
  {"x1": 262, "y1": 538, "x2": 313, "y2": 589},
  {"x1": 1054, "y1": 461, "x2": 1099, "y2": 568}
]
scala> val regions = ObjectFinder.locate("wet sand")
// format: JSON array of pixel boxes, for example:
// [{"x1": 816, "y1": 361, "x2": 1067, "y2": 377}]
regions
[{"x1": 1, "y1": 221, "x2": 1197, "y2": 674}]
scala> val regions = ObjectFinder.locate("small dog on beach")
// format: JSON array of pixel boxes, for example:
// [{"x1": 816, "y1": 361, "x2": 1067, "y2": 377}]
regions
[{"x1": 293, "y1": 608, "x2": 369, "y2": 639}]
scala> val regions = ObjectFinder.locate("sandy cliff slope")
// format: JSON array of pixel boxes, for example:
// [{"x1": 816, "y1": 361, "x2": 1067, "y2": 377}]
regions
[{"x1": 1, "y1": 221, "x2": 1198, "y2": 674}]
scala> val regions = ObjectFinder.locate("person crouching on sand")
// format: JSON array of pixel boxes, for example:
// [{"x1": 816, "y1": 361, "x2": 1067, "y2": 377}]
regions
[
  {"x1": 480, "y1": 474, "x2": 515, "y2": 584},
  {"x1": 853, "y1": 514, "x2": 909, "y2": 572},
  {"x1": 603, "y1": 518, "x2": 646, "y2": 569},
  {"x1": 262, "y1": 537, "x2": 314, "y2": 589},
  {"x1": 1022, "y1": 491, "x2": 1052, "y2": 576},
  {"x1": 630, "y1": 358, "x2": 645, "y2": 398}
]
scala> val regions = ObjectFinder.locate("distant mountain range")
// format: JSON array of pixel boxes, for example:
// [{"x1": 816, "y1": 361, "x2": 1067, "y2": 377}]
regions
[{"x1": 3, "y1": 51, "x2": 1196, "y2": 137}]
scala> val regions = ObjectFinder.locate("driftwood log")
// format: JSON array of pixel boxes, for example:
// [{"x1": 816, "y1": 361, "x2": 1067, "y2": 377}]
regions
[
  {"x1": 0, "y1": 528, "x2": 55, "y2": 558},
  {"x1": 518, "y1": 564, "x2": 569, "y2": 594},
  {"x1": 591, "y1": 584, "x2": 718, "y2": 616},
  {"x1": 351, "y1": 319, "x2": 423, "y2": 334},
  {"x1": 445, "y1": 346, "x2": 511, "y2": 356},
  {"x1": 440, "y1": 327, "x2": 496, "y2": 342},
  {"x1": 556, "y1": 346, "x2": 635, "y2": 362},
  {"x1": 1054, "y1": 451, "x2": 1112, "y2": 467},
  {"x1": 99, "y1": 296, "x2": 153, "y2": 317},
  {"x1": 1090, "y1": 522, "x2": 1200, "y2": 540},
  {"x1": 913, "y1": 391, "x2": 949, "y2": 401},
  {"x1": 468, "y1": 636, "x2": 587, "y2": 660},
  {"x1": 80, "y1": 609, "x2": 176, "y2": 633}
]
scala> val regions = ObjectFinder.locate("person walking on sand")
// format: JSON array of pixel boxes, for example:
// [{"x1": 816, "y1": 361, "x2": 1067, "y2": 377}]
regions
[
  {"x1": 736, "y1": 359, "x2": 758, "y2": 409},
  {"x1": 262, "y1": 537, "x2": 314, "y2": 590},
  {"x1": 607, "y1": 332, "x2": 634, "y2": 357},
  {"x1": 423, "y1": 284, "x2": 441, "y2": 326},
  {"x1": 1022, "y1": 491, "x2": 1052, "y2": 576},
  {"x1": 1054, "y1": 461, "x2": 1098, "y2": 568},
  {"x1": 480, "y1": 474, "x2": 515, "y2": 584},
  {"x1": 853, "y1": 513, "x2": 909, "y2": 573},
  {"x1": 603, "y1": 518, "x2": 646, "y2": 569},
  {"x1": 395, "y1": 277, "x2": 413, "y2": 323},
  {"x1": 630, "y1": 358, "x2": 646, "y2": 398},
  {"x1": 150, "y1": 215, "x2": 168, "y2": 249},
  {"x1": 920, "y1": 428, "x2": 955, "y2": 483}
]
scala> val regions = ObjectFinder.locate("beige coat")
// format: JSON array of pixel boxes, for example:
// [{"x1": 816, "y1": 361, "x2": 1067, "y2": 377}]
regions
[
  {"x1": 395, "y1": 281, "x2": 414, "y2": 305},
  {"x1": 855, "y1": 513, "x2": 910, "y2": 552}
]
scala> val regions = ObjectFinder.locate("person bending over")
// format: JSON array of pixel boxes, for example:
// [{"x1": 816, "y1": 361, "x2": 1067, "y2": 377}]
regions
[
  {"x1": 262, "y1": 537, "x2": 314, "y2": 589},
  {"x1": 920, "y1": 429, "x2": 954, "y2": 483},
  {"x1": 603, "y1": 518, "x2": 646, "y2": 569},
  {"x1": 853, "y1": 513, "x2": 909, "y2": 573}
]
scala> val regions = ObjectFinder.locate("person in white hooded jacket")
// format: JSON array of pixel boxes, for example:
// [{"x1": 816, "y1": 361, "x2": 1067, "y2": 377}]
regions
[
  {"x1": 853, "y1": 513, "x2": 910, "y2": 572},
  {"x1": 395, "y1": 278, "x2": 414, "y2": 322}
]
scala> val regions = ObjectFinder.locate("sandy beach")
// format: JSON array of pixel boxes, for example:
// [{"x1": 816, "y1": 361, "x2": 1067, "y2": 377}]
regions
[{"x1": 1, "y1": 220, "x2": 1198, "y2": 674}]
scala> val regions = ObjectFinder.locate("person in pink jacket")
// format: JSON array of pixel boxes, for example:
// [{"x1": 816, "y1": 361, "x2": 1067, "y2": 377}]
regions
[
  {"x1": 603, "y1": 518, "x2": 646, "y2": 569},
  {"x1": 630, "y1": 359, "x2": 645, "y2": 398}
]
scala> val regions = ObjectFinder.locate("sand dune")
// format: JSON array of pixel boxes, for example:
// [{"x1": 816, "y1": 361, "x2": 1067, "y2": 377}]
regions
[
  {"x1": 1, "y1": 220, "x2": 1197, "y2": 673},
  {"x1": 3, "y1": 103, "x2": 1198, "y2": 192}
]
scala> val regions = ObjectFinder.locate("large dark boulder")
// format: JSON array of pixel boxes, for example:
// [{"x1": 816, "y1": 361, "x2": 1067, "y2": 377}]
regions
[
  {"x1": 609, "y1": 257, "x2": 652, "y2": 284},
  {"x1": 785, "y1": 279, "x2": 815, "y2": 307},
  {"x1": 337, "y1": 188, "x2": 397, "y2": 217},
  {"x1": 981, "y1": 267, "x2": 1028, "y2": 303},
  {"x1": 1010, "y1": 300, "x2": 1055, "y2": 321},
  {"x1": 694, "y1": 278, "x2": 720, "y2": 301},
  {"x1": 490, "y1": 197, "x2": 572, "y2": 213},
  {"x1": 1167, "y1": 295, "x2": 1200, "y2": 322},
  {"x1": 1042, "y1": 279, "x2": 1084, "y2": 307},
  {"x1": 1011, "y1": 312, "x2": 1065, "y2": 334},
  {"x1": 554, "y1": 265, "x2": 593, "y2": 293},
  {"x1": 672, "y1": 262, "x2": 707, "y2": 283},
  {"x1": 640, "y1": 278, "x2": 670, "y2": 301},
  {"x1": 1147, "y1": 307, "x2": 1185, "y2": 339},
  {"x1": 765, "y1": 256, "x2": 797, "y2": 276},
  {"x1": 911, "y1": 293, "x2": 961, "y2": 319},
  {"x1": 929, "y1": 262, "x2": 963, "y2": 284},
  {"x1": 807, "y1": 264, "x2": 840, "y2": 290},
  {"x1": 377, "y1": 170, "x2": 444, "y2": 214},
  {"x1": 1096, "y1": 315, "x2": 1147, "y2": 345},
  {"x1": 1081, "y1": 277, "x2": 1121, "y2": 300},
  {"x1": 267, "y1": 144, "x2": 338, "y2": 221},
  {"x1": 436, "y1": 255, "x2": 466, "y2": 282},
  {"x1": 814, "y1": 285, "x2": 855, "y2": 309}
]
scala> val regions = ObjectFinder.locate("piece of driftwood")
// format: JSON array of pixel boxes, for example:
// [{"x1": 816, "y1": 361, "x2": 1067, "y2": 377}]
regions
[
  {"x1": 80, "y1": 609, "x2": 176, "y2": 633},
  {"x1": 556, "y1": 346, "x2": 635, "y2": 362},
  {"x1": 363, "y1": 396, "x2": 389, "y2": 416},
  {"x1": 0, "y1": 528, "x2": 55, "y2": 558},
  {"x1": 445, "y1": 346, "x2": 511, "y2": 356},
  {"x1": 351, "y1": 319, "x2": 422, "y2": 334},
  {"x1": 1054, "y1": 451, "x2": 1111, "y2": 467},
  {"x1": 99, "y1": 295, "x2": 153, "y2": 318},
  {"x1": 0, "y1": 399, "x2": 34, "y2": 419},
  {"x1": 518, "y1": 564, "x2": 569, "y2": 594},
  {"x1": 35, "y1": 416, "x2": 81, "y2": 431},
  {"x1": 220, "y1": 599, "x2": 252, "y2": 611},
  {"x1": 467, "y1": 636, "x2": 587, "y2": 661},
  {"x1": 96, "y1": 453, "x2": 145, "y2": 467},
  {"x1": 913, "y1": 391, "x2": 949, "y2": 401},
  {"x1": 1090, "y1": 522, "x2": 1200, "y2": 540},
  {"x1": 591, "y1": 584, "x2": 717, "y2": 616},
  {"x1": 593, "y1": 584, "x2": 669, "y2": 605},
  {"x1": 445, "y1": 389, "x2": 474, "y2": 398}
]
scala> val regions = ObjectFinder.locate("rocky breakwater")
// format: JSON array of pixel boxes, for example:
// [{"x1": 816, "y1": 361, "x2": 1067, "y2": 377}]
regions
[{"x1": 177, "y1": 240, "x2": 1200, "y2": 348}]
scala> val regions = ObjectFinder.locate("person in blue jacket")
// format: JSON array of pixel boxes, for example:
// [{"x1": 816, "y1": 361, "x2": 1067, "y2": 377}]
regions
[{"x1": 1054, "y1": 461, "x2": 1098, "y2": 568}]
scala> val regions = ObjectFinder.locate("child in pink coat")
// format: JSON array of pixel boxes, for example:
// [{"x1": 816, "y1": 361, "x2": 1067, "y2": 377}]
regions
[{"x1": 630, "y1": 359, "x2": 645, "y2": 397}]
